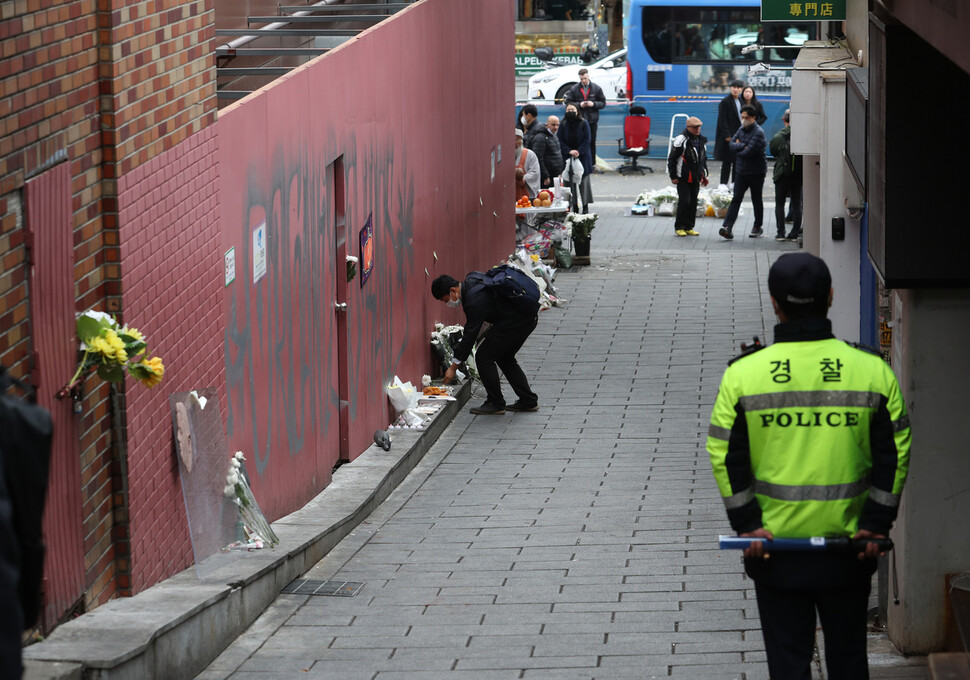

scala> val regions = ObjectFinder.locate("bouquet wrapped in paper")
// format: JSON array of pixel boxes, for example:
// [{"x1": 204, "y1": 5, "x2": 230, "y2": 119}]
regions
[{"x1": 223, "y1": 452, "x2": 278, "y2": 547}]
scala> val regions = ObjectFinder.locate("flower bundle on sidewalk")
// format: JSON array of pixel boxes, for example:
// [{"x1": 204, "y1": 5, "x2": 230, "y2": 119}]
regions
[
  {"x1": 223, "y1": 451, "x2": 278, "y2": 548},
  {"x1": 430, "y1": 323, "x2": 479, "y2": 383},
  {"x1": 564, "y1": 212, "x2": 598, "y2": 239},
  {"x1": 64, "y1": 310, "x2": 164, "y2": 393}
]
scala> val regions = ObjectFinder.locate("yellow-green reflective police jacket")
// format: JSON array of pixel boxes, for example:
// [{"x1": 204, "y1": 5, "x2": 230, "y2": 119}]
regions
[{"x1": 707, "y1": 324, "x2": 911, "y2": 538}]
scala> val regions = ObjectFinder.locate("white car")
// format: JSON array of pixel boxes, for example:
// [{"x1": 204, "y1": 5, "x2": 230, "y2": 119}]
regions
[{"x1": 528, "y1": 48, "x2": 628, "y2": 102}]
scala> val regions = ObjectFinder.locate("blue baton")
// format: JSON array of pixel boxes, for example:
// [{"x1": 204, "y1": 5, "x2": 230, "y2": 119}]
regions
[{"x1": 718, "y1": 535, "x2": 894, "y2": 552}]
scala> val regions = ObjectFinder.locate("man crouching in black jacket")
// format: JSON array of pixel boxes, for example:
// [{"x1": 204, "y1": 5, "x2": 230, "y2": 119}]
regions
[{"x1": 432, "y1": 273, "x2": 539, "y2": 415}]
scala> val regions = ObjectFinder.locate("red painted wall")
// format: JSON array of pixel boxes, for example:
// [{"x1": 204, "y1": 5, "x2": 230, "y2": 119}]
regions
[
  {"x1": 118, "y1": 0, "x2": 515, "y2": 591},
  {"x1": 118, "y1": 126, "x2": 224, "y2": 592},
  {"x1": 218, "y1": 0, "x2": 516, "y2": 521}
]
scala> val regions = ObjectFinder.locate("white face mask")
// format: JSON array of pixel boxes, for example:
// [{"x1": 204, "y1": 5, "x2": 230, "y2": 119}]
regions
[
  {"x1": 520, "y1": 115, "x2": 527, "y2": 126},
  {"x1": 741, "y1": 118, "x2": 754, "y2": 128},
  {"x1": 446, "y1": 297, "x2": 461, "y2": 308}
]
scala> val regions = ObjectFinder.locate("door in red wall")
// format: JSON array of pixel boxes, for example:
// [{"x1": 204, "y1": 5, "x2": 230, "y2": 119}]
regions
[
  {"x1": 331, "y1": 158, "x2": 351, "y2": 461},
  {"x1": 24, "y1": 161, "x2": 86, "y2": 631}
]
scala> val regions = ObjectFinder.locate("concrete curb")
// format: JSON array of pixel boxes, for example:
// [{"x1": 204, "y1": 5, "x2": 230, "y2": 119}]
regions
[{"x1": 22, "y1": 381, "x2": 471, "y2": 680}]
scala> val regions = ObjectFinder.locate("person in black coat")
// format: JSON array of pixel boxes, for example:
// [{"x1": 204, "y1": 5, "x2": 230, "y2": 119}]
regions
[
  {"x1": 530, "y1": 116, "x2": 565, "y2": 189},
  {"x1": 563, "y1": 68, "x2": 607, "y2": 165},
  {"x1": 557, "y1": 103, "x2": 594, "y2": 213},
  {"x1": 715, "y1": 79, "x2": 744, "y2": 185},
  {"x1": 719, "y1": 105, "x2": 768, "y2": 240},
  {"x1": 516, "y1": 103, "x2": 543, "y2": 149},
  {"x1": 741, "y1": 86, "x2": 767, "y2": 126},
  {"x1": 431, "y1": 273, "x2": 539, "y2": 415},
  {"x1": 667, "y1": 116, "x2": 709, "y2": 236}
]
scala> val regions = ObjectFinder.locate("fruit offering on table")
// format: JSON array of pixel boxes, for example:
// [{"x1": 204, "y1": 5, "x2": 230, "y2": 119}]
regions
[
  {"x1": 536, "y1": 189, "x2": 553, "y2": 207},
  {"x1": 516, "y1": 195, "x2": 533, "y2": 208}
]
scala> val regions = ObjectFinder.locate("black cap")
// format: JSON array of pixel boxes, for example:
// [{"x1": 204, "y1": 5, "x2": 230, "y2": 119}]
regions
[{"x1": 768, "y1": 253, "x2": 831, "y2": 317}]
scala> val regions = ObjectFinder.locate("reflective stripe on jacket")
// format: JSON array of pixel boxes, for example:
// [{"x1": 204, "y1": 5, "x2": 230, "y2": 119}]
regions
[{"x1": 707, "y1": 329, "x2": 911, "y2": 538}]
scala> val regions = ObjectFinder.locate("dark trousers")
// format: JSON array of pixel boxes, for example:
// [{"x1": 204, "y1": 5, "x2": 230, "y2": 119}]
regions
[
  {"x1": 0, "y1": 462, "x2": 23, "y2": 680},
  {"x1": 775, "y1": 175, "x2": 803, "y2": 236},
  {"x1": 722, "y1": 172, "x2": 765, "y2": 231},
  {"x1": 719, "y1": 151, "x2": 736, "y2": 184},
  {"x1": 675, "y1": 180, "x2": 700, "y2": 231},
  {"x1": 475, "y1": 315, "x2": 538, "y2": 408},
  {"x1": 589, "y1": 121, "x2": 598, "y2": 164},
  {"x1": 754, "y1": 578, "x2": 871, "y2": 680}
]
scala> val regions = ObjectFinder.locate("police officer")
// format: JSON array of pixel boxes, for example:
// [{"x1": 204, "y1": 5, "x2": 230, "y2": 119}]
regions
[{"x1": 707, "y1": 253, "x2": 911, "y2": 679}]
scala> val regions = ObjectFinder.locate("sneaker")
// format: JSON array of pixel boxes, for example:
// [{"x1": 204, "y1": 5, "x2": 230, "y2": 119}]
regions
[
  {"x1": 749, "y1": 228, "x2": 763, "y2": 238},
  {"x1": 506, "y1": 401, "x2": 539, "y2": 412},
  {"x1": 775, "y1": 234, "x2": 787, "y2": 242},
  {"x1": 785, "y1": 232, "x2": 800, "y2": 241},
  {"x1": 675, "y1": 229, "x2": 687, "y2": 237},
  {"x1": 719, "y1": 227, "x2": 734, "y2": 240},
  {"x1": 686, "y1": 229, "x2": 700, "y2": 236},
  {"x1": 469, "y1": 402, "x2": 505, "y2": 415}
]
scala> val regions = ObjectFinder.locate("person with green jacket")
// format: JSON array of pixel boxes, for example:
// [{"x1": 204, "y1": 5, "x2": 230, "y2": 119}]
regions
[
  {"x1": 770, "y1": 110, "x2": 803, "y2": 241},
  {"x1": 708, "y1": 253, "x2": 911, "y2": 679}
]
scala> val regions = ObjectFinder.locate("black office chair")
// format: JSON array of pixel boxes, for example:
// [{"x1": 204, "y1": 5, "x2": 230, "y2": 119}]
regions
[{"x1": 617, "y1": 105, "x2": 653, "y2": 174}]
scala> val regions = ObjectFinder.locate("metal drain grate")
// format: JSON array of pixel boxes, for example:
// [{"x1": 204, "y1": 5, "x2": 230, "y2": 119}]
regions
[{"x1": 281, "y1": 579, "x2": 364, "y2": 597}]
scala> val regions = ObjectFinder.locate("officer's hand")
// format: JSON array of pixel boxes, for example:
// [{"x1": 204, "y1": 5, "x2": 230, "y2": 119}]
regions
[
  {"x1": 671, "y1": 178, "x2": 678, "y2": 184},
  {"x1": 442, "y1": 364, "x2": 458, "y2": 385},
  {"x1": 740, "y1": 528, "x2": 774, "y2": 560},
  {"x1": 701, "y1": 177, "x2": 709, "y2": 187},
  {"x1": 852, "y1": 529, "x2": 886, "y2": 560}
]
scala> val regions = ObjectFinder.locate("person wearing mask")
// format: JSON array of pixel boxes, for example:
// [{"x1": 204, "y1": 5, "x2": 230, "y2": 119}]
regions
[
  {"x1": 530, "y1": 115, "x2": 565, "y2": 189},
  {"x1": 557, "y1": 103, "x2": 594, "y2": 213},
  {"x1": 516, "y1": 104, "x2": 543, "y2": 149},
  {"x1": 708, "y1": 252, "x2": 910, "y2": 679},
  {"x1": 770, "y1": 109, "x2": 803, "y2": 241},
  {"x1": 667, "y1": 116, "x2": 709, "y2": 237},
  {"x1": 431, "y1": 273, "x2": 540, "y2": 415},
  {"x1": 718, "y1": 105, "x2": 767, "y2": 240},
  {"x1": 741, "y1": 86, "x2": 767, "y2": 126},
  {"x1": 715, "y1": 79, "x2": 744, "y2": 186},
  {"x1": 563, "y1": 68, "x2": 607, "y2": 169},
  {"x1": 514, "y1": 128, "x2": 540, "y2": 200}
]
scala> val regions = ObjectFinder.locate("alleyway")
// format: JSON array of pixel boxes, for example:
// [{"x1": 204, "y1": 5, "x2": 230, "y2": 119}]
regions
[{"x1": 198, "y1": 171, "x2": 928, "y2": 679}]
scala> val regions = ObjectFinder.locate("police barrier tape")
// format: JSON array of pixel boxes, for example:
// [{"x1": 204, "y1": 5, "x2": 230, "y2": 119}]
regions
[{"x1": 516, "y1": 96, "x2": 792, "y2": 165}]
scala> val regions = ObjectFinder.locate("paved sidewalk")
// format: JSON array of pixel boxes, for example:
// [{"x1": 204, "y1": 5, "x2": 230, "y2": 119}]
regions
[{"x1": 198, "y1": 172, "x2": 928, "y2": 680}]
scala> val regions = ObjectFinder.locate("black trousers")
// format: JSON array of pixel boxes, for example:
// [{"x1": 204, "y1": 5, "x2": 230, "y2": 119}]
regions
[
  {"x1": 588, "y1": 121, "x2": 598, "y2": 165},
  {"x1": 775, "y1": 175, "x2": 803, "y2": 236},
  {"x1": 475, "y1": 314, "x2": 538, "y2": 408},
  {"x1": 719, "y1": 150, "x2": 736, "y2": 184},
  {"x1": 722, "y1": 172, "x2": 765, "y2": 231},
  {"x1": 675, "y1": 180, "x2": 700, "y2": 231},
  {"x1": 755, "y1": 577, "x2": 871, "y2": 680}
]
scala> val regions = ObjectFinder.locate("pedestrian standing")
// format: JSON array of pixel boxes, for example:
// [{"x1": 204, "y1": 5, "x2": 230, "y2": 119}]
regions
[
  {"x1": 667, "y1": 116, "x2": 709, "y2": 237},
  {"x1": 432, "y1": 273, "x2": 540, "y2": 415},
  {"x1": 718, "y1": 105, "x2": 767, "y2": 240},
  {"x1": 741, "y1": 86, "x2": 767, "y2": 126},
  {"x1": 557, "y1": 103, "x2": 594, "y2": 214},
  {"x1": 714, "y1": 79, "x2": 744, "y2": 186},
  {"x1": 770, "y1": 109, "x2": 803, "y2": 241},
  {"x1": 707, "y1": 252, "x2": 911, "y2": 680},
  {"x1": 530, "y1": 116, "x2": 565, "y2": 190},
  {"x1": 513, "y1": 128, "x2": 540, "y2": 200},
  {"x1": 564, "y1": 68, "x2": 606, "y2": 169},
  {"x1": 516, "y1": 103, "x2": 543, "y2": 148}
]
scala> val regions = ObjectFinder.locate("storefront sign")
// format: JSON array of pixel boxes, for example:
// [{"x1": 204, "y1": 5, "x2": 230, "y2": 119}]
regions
[
  {"x1": 761, "y1": 0, "x2": 846, "y2": 21},
  {"x1": 515, "y1": 52, "x2": 585, "y2": 75}
]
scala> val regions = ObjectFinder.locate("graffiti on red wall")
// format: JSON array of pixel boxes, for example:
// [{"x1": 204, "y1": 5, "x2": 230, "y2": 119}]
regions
[{"x1": 223, "y1": 132, "x2": 416, "y2": 514}]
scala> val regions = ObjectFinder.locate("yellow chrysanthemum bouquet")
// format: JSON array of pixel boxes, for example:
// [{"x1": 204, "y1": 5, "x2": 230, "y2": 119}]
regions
[{"x1": 66, "y1": 310, "x2": 165, "y2": 390}]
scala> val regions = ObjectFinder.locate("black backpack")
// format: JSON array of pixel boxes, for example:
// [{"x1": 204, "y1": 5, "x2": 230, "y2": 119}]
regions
[
  {"x1": 475, "y1": 265, "x2": 541, "y2": 309},
  {"x1": 0, "y1": 366, "x2": 53, "y2": 629}
]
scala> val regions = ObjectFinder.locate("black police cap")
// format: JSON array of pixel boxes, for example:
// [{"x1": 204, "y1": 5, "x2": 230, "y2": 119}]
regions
[{"x1": 768, "y1": 253, "x2": 831, "y2": 312}]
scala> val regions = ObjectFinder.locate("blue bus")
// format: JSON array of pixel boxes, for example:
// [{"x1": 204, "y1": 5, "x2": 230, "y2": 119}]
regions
[{"x1": 623, "y1": 0, "x2": 817, "y2": 154}]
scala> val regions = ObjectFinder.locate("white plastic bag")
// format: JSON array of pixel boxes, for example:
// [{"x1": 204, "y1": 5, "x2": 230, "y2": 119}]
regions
[
  {"x1": 561, "y1": 157, "x2": 584, "y2": 184},
  {"x1": 386, "y1": 376, "x2": 426, "y2": 427}
]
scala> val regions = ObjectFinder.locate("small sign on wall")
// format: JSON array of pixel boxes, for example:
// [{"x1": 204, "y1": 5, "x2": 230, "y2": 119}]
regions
[
  {"x1": 225, "y1": 247, "x2": 235, "y2": 287},
  {"x1": 359, "y1": 212, "x2": 374, "y2": 287},
  {"x1": 253, "y1": 221, "x2": 267, "y2": 284}
]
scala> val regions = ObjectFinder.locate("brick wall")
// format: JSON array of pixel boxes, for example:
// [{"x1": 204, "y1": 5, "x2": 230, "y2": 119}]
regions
[
  {"x1": 1, "y1": 0, "x2": 218, "y2": 621},
  {"x1": 118, "y1": 125, "x2": 223, "y2": 593}
]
